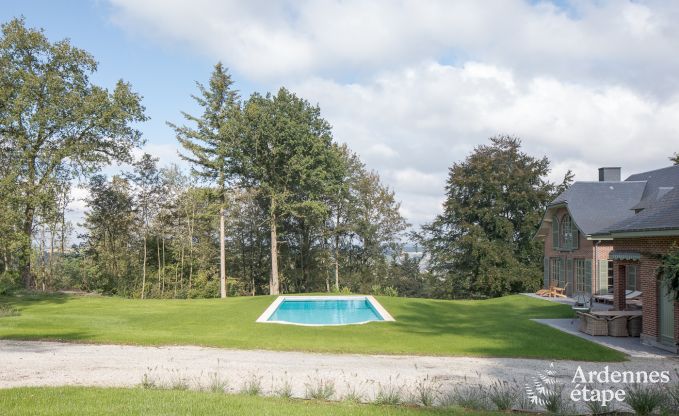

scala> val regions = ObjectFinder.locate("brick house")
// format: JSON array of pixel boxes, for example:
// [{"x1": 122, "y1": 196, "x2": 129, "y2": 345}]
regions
[{"x1": 536, "y1": 165, "x2": 679, "y2": 352}]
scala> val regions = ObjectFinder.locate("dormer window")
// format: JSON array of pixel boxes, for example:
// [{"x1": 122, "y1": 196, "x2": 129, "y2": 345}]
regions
[
  {"x1": 560, "y1": 215, "x2": 572, "y2": 248},
  {"x1": 552, "y1": 213, "x2": 579, "y2": 250}
]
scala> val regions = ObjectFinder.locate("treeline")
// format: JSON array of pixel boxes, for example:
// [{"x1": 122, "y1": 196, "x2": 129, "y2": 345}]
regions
[{"x1": 0, "y1": 18, "x2": 569, "y2": 299}]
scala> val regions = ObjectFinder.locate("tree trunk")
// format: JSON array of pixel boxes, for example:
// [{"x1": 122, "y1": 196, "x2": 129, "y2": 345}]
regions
[
  {"x1": 269, "y1": 197, "x2": 280, "y2": 295},
  {"x1": 334, "y1": 234, "x2": 340, "y2": 291},
  {"x1": 161, "y1": 236, "x2": 166, "y2": 295},
  {"x1": 220, "y1": 207, "x2": 226, "y2": 298},
  {"x1": 141, "y1": 234, "x2": 147, "y2": 299},
  {"x1": 20, "y1": 204, "x2": 35, "y2": 289}
]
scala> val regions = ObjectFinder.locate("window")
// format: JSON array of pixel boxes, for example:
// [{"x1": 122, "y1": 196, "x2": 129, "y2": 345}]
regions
[
  {"x1": 549, "y1": 258, "x2": 562, "y2": 286},
  {"x1": 555, "y1": 214, "x2": 579, "y2": 251},
  {"x1": 626, "y1": 265, "x2": 638, "y2": 291},
  {"x1": 607, "y1": 260, "x2": 614, "y2": 293},
  {"x1": 575, "y1": 259, "x2": 586, "y2": 292}
]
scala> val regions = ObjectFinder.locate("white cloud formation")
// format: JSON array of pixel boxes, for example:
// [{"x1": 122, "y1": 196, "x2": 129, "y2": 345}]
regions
[
  {"x1": 292, "y1": 62, "x2": 679, "y2": 224},
  {"x1": 105, "y1": 0, "x2": 679, "y2": 227},
  {"x1": 108, "y1": 0, "x2": 679, "y2": 91}
]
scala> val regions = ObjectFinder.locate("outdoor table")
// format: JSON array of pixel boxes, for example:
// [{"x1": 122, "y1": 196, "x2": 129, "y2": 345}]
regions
[{"x1": 590, "y1": 310, "x2": 642, "y2": 317}]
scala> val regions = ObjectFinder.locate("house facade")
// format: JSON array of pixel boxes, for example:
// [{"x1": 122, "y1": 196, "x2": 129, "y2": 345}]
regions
[{"x1": 537, "y1": 165, "x2": 679, "y2": 352}]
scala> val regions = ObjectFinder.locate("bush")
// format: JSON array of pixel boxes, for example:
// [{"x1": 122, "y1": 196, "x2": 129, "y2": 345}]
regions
[
  {"x1": 626, "y1": 383, "x2": 667, "y2": 416},
  {"x1": 304, "y1": 376, "x2": 335, "y2": 400},
  {"x1": 0, "y1": 272, "x2": 19, "y2": 295},
  {"x1": 488, "y1": 380, "x2": 518, "y2": 411},
  {"x1": 0, "y1": 303, "x2": 19, "y2": 318}
]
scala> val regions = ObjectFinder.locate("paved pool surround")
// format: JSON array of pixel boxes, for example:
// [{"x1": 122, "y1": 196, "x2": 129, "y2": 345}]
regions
[{"x1": 256, "y1": 295, "x2": 395, "y2": 326}]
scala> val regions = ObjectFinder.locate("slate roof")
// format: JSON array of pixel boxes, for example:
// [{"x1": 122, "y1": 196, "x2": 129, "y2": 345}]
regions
[
  {"x1": 547, "y1": 181, "x2": 646, "y2": 235},
  {"x1": 543, "y1": 164, "x2": 679, "y2": 238},
  {"x1": 596, "y1": 187, "x2": 679, "y2": 234},
  {"x1": 626, "y1": 165, "x2": 679, "y2": 211}
]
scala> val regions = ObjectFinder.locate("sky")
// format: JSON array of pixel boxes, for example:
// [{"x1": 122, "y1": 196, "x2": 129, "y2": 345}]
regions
[{"x1": 3, "y1": 0, "x2": 679, "y2": 232}]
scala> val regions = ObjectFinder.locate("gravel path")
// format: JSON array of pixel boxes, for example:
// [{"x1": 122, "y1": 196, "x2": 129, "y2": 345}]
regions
[{"x1": 2, "y1": 340, "x2": 678, "y2": 401}]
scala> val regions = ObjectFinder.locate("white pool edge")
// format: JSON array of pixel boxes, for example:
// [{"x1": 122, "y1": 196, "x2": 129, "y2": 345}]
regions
[{"x1": 255, "y1": 295, "x2": 395, "y2": 326}]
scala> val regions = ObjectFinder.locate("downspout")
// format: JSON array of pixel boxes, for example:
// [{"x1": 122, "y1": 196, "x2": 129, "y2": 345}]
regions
[{"x1": 594, "y1": 240, "x2": 600, "y2": 295}]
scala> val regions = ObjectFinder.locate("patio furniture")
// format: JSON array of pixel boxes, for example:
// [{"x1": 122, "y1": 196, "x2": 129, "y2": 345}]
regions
[
  {"x1": 552, "y1": 283, "x2": 569, "y2": 298},
  {"x1": 571, "y1": 292, "x2": 592, "y2": 323},
  {"x1": 579, "y1": 312, "x2": 609, "y2": 336},
  {"x1": 591, "y1": 310, "x2": 643, "y2": 318},
  {"x1": 607, "y1": 315, "x2": 629, "y2": 337},
  {"x1": 536, "y1": 280, "x2": 568, "y2": 298},
  {"x1": 628, "y1": 315, "x2": 642, "y2": 337},
  {"x1": 593, "y1": 290, "x2": 641, "y2": 304}
]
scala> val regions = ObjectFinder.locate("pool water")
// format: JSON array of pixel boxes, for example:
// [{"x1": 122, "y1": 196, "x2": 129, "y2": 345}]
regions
[{"x1": 267, "y1": 298, "x2": 385, "y2": 325}]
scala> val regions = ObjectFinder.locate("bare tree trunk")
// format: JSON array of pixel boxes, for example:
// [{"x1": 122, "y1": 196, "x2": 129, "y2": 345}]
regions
[
  {"x1": 269, "y1": 197, "x2": 280, "y2": 295},
  {"x1": 141, "y1": 234, "x2": 147, "y2": 299},
  {"x1": 40, "y1": 224, "x2": 46, "y2": 291},
  {"x1": 334, "y1": 234, "x2": 340, "y2": 291},
  {"x1": 20, "y1": 205, "x2": 35, "y2": 289},
  {"x1": 157, "y1": 237, "x2": 161, "y2": 292},
  {"x1": 220, "y1": 207, "x2": 227, "y2": 298},
  {"x1": 188, "y1": 208, "x2": 194, "y2": 289},
  {"x1": 161, "y1": 236, "x2": 166, "y2": 295},
  {"x1": 179, "y1": 239, "x2": 185, "y2": 291}
]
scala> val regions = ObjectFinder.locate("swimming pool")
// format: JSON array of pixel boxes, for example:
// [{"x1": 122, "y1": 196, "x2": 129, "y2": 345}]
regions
[{"x1": 256, "y1": 296, "x2": 395, "y2": 326}]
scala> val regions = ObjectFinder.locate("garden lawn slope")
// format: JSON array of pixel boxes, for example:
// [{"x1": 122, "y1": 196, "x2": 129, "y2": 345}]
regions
[{"x1": 0, "y1": 294, "x2": 624, "y2": 361}]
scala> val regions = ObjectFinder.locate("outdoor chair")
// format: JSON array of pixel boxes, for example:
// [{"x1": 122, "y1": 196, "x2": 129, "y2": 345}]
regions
[
  {"x1": 580, "y1": 313, "x2": 608, "y2": 336},
  {"x1": 607, "y1": 315, "x2": 629, "y2": 337},
  {"x1": 628, "y1": 315, "x2": 642, "y2": 337},
  {"x1": 571, "y1": 292, "x2": 592, "y2": 323}
]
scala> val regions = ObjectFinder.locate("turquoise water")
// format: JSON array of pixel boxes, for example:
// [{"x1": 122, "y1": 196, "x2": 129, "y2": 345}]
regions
[{"x1": 268, "y1": 298, "x2": 384, "y2": 325}]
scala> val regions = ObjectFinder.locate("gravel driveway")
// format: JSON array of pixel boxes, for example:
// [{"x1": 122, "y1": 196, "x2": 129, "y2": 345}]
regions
[{"x1": 2, "y1": 340, "x2": 678, "y2": 402}]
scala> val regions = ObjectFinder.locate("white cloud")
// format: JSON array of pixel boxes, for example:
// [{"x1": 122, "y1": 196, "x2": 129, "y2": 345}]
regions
[
  {"x1": 104, "y1": 0, "x2": 679, "y2": 227},
  {"x1": 108, "y1": 0, "x2": 679, "y2": 92},
  {"x1": 291, "y1": 62, "x2": 679, "y2": 225}
]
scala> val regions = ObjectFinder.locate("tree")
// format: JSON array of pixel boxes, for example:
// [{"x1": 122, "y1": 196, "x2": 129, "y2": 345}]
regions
[
  {"x1": 169, "y1": 63, "x2": 240, "y2": 298},
  {"x1": 81, "y1": 175, "x2": 136, "y2": 294},
  {"x1": 0, "y1": 18, "x2": 147, "y2": 288},
  {"x1": 236, "y1": 88, "x2": 342, "y2": 294},
  {"x1": 126, "y1": 154, "x2": 161, "y2": 299},
  {"x1": 420, "y1": 136, "x2": 569, "y2": 297},
  {"x1": 671, "y1": 153, "x2": 679, "y2": 165}
]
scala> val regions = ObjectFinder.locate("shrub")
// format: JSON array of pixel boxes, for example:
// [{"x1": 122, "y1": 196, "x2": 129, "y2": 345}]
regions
[
  {"x1": 488, "y1": 380, "x2": 518, "y2": 411},
  {"x1": 0, "y1": 303, "x2": 19, "y2": 317},
  {"x1": 207, "y1": 372, "x2": 228, "y2": 393},
  {"x1": 373, "y1": 382, "x2": 402, "y2": 406},
  {"x1": 626, "y1": 383, "x2": 667, "y2": 416},
  {"x1": 412, "y1": 376, "x2": 439, "y2": 407},
  {"x1": 304, "y1": 377, "x2": 335, "y2": 400},
  {"x1": 240, "y1": 374, "x2": 263, "y2": 396},
  {"x1": 440, "y1": 383, "x2": 488, "y2": 411}
]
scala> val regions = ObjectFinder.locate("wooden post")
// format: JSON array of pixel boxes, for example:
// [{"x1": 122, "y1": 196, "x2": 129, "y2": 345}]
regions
[{"x1": 220, "y1": 207, "x2": 227, "y2": 298}]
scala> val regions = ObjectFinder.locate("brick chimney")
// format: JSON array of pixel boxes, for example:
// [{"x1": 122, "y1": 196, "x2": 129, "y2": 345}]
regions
[{"x1": 598, "y1": 167, "x2": 621, "y2": 182}]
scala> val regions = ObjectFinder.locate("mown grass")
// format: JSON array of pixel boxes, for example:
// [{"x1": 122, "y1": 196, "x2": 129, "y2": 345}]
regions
[
  {"x1": 0, "y1": 387, "x2": 507, "y2": 416},
  {"x1": 0, "y1": 293, "x2": 625, "y2": 361}
]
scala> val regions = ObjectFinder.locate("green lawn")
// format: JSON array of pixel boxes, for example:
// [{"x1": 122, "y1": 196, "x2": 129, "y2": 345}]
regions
[
  {"x1": 0, "y1": 293, "x2": 624, "y2": 361},
  {"x1": 0, "y1": 387, "x2": 502, "y2": 416}
]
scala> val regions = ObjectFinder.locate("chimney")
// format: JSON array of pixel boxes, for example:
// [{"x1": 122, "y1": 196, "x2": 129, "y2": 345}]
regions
[{"x1": 598, "y1": 167, "x2": 621, "y2": 182}]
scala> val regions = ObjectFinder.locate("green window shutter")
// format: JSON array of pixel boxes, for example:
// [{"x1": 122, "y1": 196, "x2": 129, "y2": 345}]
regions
[
  {"x1": 552, "y1": 216, "x2": 559, "y2": 249},
  {"x1": 597, "y1": 260, "x2": 608, "y2": 294},
  {"x1": 571, "y1": 221, "x2": 579, "y2": 250},
  {"x1": 584, "y1": 259, "x2": 592, "y2": 294},
  {"x1": 558, "y1": 259, "x2": 565, "y2": 287},
  {"x1": 543, "y1": 257, "x2": 549, "y2": 288}
]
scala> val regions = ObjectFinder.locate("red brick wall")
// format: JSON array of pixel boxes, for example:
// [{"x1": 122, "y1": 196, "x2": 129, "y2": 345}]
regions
[
  {"x1": 609, "y1": 237, "x2": 679, "y2": 344},
  {"x1": 543, "y1": 208, "x2": 613, "y2": 295}
]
